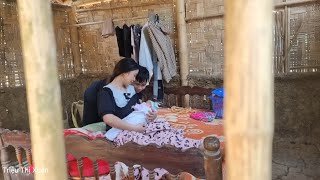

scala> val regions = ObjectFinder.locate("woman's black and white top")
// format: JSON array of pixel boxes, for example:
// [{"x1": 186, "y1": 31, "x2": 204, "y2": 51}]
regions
[{"x1": 97, "y1": 84, "x2": 140, "y2": 131}]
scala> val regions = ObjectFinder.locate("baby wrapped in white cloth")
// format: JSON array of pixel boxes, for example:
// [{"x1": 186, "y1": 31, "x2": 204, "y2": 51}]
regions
[{"x1": 105, "y1": 100, "x2": 160, "y2": 141}]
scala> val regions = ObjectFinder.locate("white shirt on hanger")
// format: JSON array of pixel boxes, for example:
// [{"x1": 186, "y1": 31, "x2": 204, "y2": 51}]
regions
[{"x1": 139, "y1": 22, "x2": 162, "y2": 83}]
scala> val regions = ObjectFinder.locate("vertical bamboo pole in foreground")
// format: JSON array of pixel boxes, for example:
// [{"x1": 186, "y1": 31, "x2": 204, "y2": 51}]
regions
[
  {"x1": 176, "y1": 0, "x2": 190, "y2": 107},
  {"x1": 224, "y1": 0, "x2": 274, "y2": 179},
  {"x1": 16, "y1": 1, "x2": 68, "y2": 179}
]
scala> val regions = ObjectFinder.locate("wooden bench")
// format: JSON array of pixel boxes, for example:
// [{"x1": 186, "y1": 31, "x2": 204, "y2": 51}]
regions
[{"x1": 0, "y1": 128, "x2": 222, "y2": 180}]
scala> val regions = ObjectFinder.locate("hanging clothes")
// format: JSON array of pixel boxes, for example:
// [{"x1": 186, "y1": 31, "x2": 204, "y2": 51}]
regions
[
  {"x1": 130, "y1": 25, "x2": 136, "y2": 61},
  {"x1": 133, "y1": 24, "x2": 142, "y2": 61},
  {"x1": 115, "y1": 24, "x2": 133, "y2": 58},
  {"x1": 139, "y1": 22, "x2": 156, "y2": 81},
  {"x1": 139, "y1": 22, "x2": 163, "y2": 100},
  {"x1": 147, "y1": 21, "x2": 177, "y2": 83},
  {"x1": 123, "y1": 24, "x2": 133, "y2": 58},
  {"x1": 115, "y1": 26, "x2": 125, "y2": 57},
  {"x1": 101, "y1": 18, "x2": 115, "y2": 38}
]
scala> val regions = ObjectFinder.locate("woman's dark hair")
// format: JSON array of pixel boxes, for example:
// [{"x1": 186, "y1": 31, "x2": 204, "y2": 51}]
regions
[{"x1": 109, "y1": 58, "x2": 140, "y2": 83}]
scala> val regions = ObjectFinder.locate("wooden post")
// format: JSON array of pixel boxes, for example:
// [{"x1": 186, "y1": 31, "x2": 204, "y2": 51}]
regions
[
  {"x1": 285, "y1": 6, "x2": 290, "y2": 73},
  {"x1": 16, "y1": 0, "x2": 68, "y2": 180},
  {"x1": 203, "y1": 136, "x2": 222, "y2": 180},
  {"x1": 224, "y1": 0, "x2": 274, "y2": 180},
  {"x1": 176, "y1": 0, "x2": 190, "y2": 107},
  {"x1": 176, "y1": 0, "x2": 188, "y2": 86},
  {"x1": 68, "y1": 6, "x2": 82, "y2": 75}
]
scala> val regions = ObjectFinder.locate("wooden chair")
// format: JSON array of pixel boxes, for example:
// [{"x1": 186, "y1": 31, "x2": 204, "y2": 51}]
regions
[
  {"x1": 0, "y1": 128, "x2": 222, "y2": 180},
  {"x1": 71, "y1": 100, "x2": 84, "y2": 128}
]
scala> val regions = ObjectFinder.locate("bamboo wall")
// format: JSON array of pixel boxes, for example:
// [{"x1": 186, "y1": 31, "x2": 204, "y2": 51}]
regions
[
  {"x1": 0, "y1": 1, "x2": 73, "y2": 88},
  {"x1": 0, "y1": 0, "x2": 320, "y2": 89},
  {"x1": 74, "y1": 0, "x2": 177, "y2": 74},
  {"x1": 187, "y1": 0, "x2": 320, "y2": 77},
  {"x1": 73, "y1": 0, "x2": 225, "y2": 77},
  {"x1": 73, "y1": 0, "x2": 320, "y2": 79},
  {"x1": 186, "y1": 0, "x2": 224, "y2": 77},
  {"x1": 288, "y1": 3, "x2": 320, "y2": 73}
]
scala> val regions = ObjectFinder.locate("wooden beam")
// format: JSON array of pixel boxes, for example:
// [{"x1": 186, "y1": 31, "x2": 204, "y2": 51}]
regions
[
  {"x1": 275, "y1": 0, "x2": 318, "y2": 8},
  {"x1": 51, "y1": 3, "x2": 72, "y2": 10},
  {"x1": 72, "y1": 0, "x2": 104, "y2": 6},
  {"x1": 16, "y1": 0, "x2": 68, "y2": 179},
  {"x1": 185, "y1": 13, "x2": 224, "y2": 23},
  {"x1": 290, "y1": 65, "x2": 320, "y2": 69},
  {"x1": 225, "y1": 0, "x2": 274, "y2": 180}
]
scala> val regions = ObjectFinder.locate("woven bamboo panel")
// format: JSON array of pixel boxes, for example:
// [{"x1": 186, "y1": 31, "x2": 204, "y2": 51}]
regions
[
  {"x1": 186, "y1": 0, "x2": 223, "y2": 20},
  {"x1": 75, "y1": 0, "x2": 177, "y2": 74},
  {"x1": 53, "y1": 9, "x2": 75, "y2": 79},
  {"x1": 0, "y1": 1, "x2": 24, "y2": 88},
  {"x1": 186, "y1": 0, "x2": 224, "y2": 77},
  {"x1": 186, "y1": 0, "x2": 320, "y2": 77},
  {"x1": 288, "y1": 2, "x2": 320, "y2": 73},
  {"x1": 0, "y1": 1, "x2": 73, "y2": 88}
]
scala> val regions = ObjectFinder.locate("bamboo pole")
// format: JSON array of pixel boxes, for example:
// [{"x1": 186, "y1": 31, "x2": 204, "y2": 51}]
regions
[
  {"x1": 69, "y1": 6, "x2": 82, "y2": 75},
  {"x1": 185, "y1": 13, "x2": 224, "y2": 23},
  {"x1": 67, "y1": 15, "x2": 148, "y2": 27},
  {"x1": 176, "y1": 0, "x2": 189, "y2": 107},
  {"x1": 16, "y1": 0, "x2": 68, "y2": 180},
  {"x1": 285, "y1": 6, "x2": 291, "y2": 73},
  {"x1": 73, "y1": 0, "x2": 105, "y2": 6},
  {"x1": 275, "y1": 0, "x2": 317, "y2": 8},
  {"x1": 75, "y1": 2, "x2": 171, "y2": 12},
  {"x1": 176, "y1": 0, "x2": 189, "y2": 86},
  {"x1": 224, "y1": 0, "x2": 274, "y2": 180}
]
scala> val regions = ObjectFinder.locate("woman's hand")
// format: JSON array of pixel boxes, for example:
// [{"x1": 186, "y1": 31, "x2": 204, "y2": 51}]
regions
[
  {"x1": 147, "y1": 109, "x2": 157, "y2": 121},
  {"x1": 133, "y1": 124, "x2": 146, "y2": 133}
]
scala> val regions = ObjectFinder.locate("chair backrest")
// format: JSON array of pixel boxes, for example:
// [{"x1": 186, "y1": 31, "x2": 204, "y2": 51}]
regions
[
  {"x1": 71, "y1": 100, "x2": 84, "y2": 128},
  {"x1": 142, "y1": 86, "x2": 213, "y2": 109}
]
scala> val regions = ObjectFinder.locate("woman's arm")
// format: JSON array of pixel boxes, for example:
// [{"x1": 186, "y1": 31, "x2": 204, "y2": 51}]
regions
[{"x1": 103, "y1": 114, "x2": 145, "y2": 132}]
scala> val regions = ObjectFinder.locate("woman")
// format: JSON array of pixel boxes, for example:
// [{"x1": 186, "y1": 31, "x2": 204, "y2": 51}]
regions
[
  {"x1": 99, "y1": 58, "x2": 202, "y2": 179},
  {"x1": 97, "y1": 58, "x2": 155, "y2": 132},
  {"x1": 98, "y1": 58, "x2": 201, "y2": 148},
  {"x1": 82, "y1": 64, "x2": 153, "y2": 127}
]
